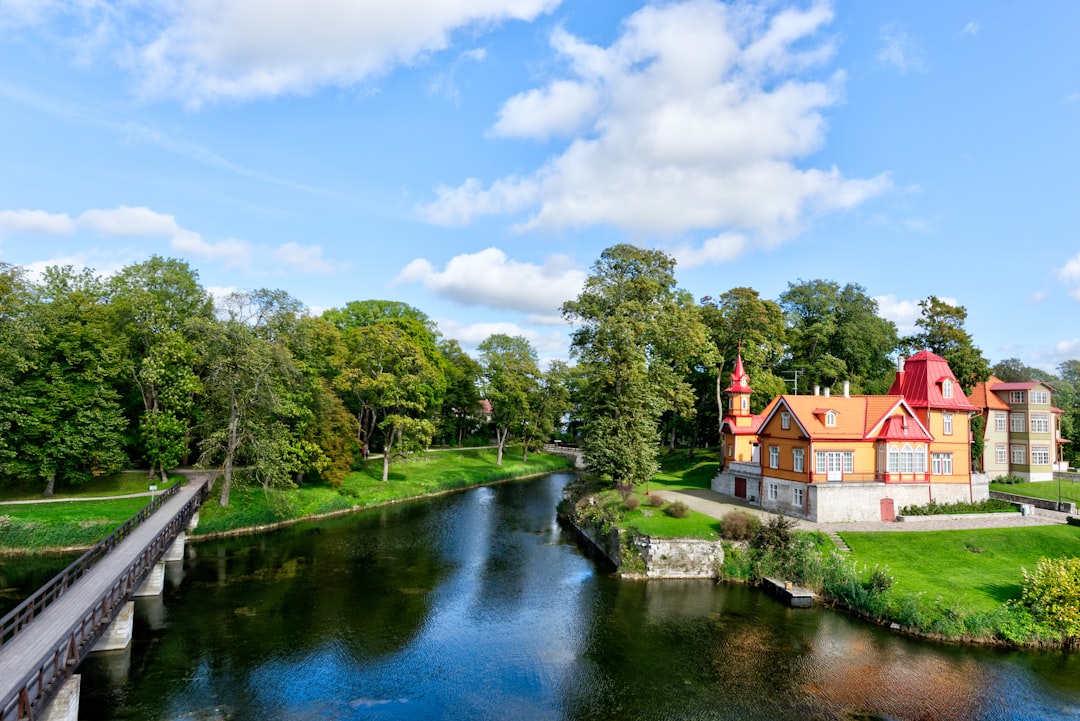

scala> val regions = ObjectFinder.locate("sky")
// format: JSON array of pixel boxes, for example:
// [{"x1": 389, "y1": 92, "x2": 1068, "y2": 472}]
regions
[{"x1": 1, "y1": 0, "x2": 1078, "y2": 373}]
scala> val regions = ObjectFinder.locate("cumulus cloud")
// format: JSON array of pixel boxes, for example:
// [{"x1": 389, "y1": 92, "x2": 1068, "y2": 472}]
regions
[
  {"x1": 1030, "y1": 338, "x2": 1080, "y2": 372},
  {"x1": 436, "y1": 318, "x2": 568, "y2": 354},
  {"x1": 877, "y1": 22, "x2": 926, "y2": 73},
  {"x1": 0, "y1": 209, "x2": 76, "y2": 235},
  {"x1": 873, "y1": 294, "x2": 921, "y2": 335},
  {"x1": 1058, "y1": 252, "x2": 1080, "y2": 300},
  {"x1": 78, "y1": 206, "x2": 181, "y2": 236},
  {"x1": 271, "y1": 242, "x2": 337, "y2": 273},
  {"x1": 126, "y1": 0, "x2": 560, "y2": 106},
  {"x1": 420, "y1": 0, "x2": 890, "y2": 263},
  {"x1": 962, "y1": 21, "x2": 979, "y2": 36},
  {"x1": 395, "y1": 247, "x2": 584, "y2": 315}
]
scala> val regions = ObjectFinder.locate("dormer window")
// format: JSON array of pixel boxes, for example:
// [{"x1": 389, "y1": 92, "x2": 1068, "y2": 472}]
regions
[
  {"x1": 942, "y1": 379, "x2": 953, "y2": 399},
  {"x1": 825, "y1": 411, "x2": 837, "y2": 427}
]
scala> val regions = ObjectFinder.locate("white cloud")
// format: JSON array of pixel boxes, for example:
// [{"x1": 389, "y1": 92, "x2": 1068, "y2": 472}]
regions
[
  {"x1": 962, "y1": 21, "x2": 979, "y2": 36},
  {"x1": 670, "y1": 232, "x2": 749, "y2": 268},
  {"x1": 1030, "y1": 338, "x2": 1080, "y2": 372},
  {"x1": 395, "y1": 247, "x2": 584, "y2": 314},
  {"x1": 78, "y1": 206, "x2": 181, "y2": 237},
  {"x1": 0, "y1": 209, "x2": 76, "y2": 235},
  {"x1": 420, "y1": 0, "x2": 890, "y2": 261},
  {"x1": 127, "y1": 0, "x2": 560, "y2": 106},
  {"x1": 436, "y1": 318, "x2": 568, "y2": 354},
  {"x1": 877, "y1": 22, "x2": 926, "y2": 74},
  {"x1": 171, "y1": 231, "x2": 254, "y2": 270},
  {"x1": 874, "y1": 294, "x2": 921, "y2": 335},
  {"x1": 272, "y1": 242, "x2": 337, "y2": 273},
  {"x1": 1058, "y1": 252, "x2": 1080, "y2": 300},
  {"x1": 1068, "y1": 92, "x2": 1080, "y2": 103},
  {"x1": 429, "y1": 47, "x2": 487, "y2": 103}
]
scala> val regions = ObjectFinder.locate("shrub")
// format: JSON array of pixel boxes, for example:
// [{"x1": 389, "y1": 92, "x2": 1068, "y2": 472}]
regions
[
  {"x1": 751, "y1": 515, "x2": 795, "y2": 552},
  {"x1": 899, "y1": 498, "x2": 1015, "y2": 516},
  {"x1": 720, "y1": 510, "x2": 761, "y2": 541},
  {"x1": 665, "y1": 500, "x2": 690, "y2": 518},
  {"x1": 994, "y1": 475, "x2": 1024, "y2": 485},
  {"x1": 624, "y1": 495, "x2": 641, "y2": 511},
  {"x1": 1021, "y1": 556, "x2": 1080, "y2": 642},
  {"x1": 647, "y1": 493, "x2": 666, "y2": 508}
]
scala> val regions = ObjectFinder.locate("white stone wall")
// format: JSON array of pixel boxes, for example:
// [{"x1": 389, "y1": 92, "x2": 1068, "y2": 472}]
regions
[
  {"x1": 757, "y1": 477, "x2": 984, "y2": 523},
  {"x1": 630, "y1": 536, "x2": 724, "y2": 579}
]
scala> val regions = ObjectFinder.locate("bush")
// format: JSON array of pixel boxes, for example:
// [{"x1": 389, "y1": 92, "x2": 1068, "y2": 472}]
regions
[
  {"x1": 624, "y1": 495, "x2": 641, "y2": 511},
  {"x1": 647, "y1": 493, "x2": 666, "y2": 508},
  {"x1": 994, "y1": 475, "x2": 1025, "y2": 485},
  {"x1": 1021, "y1": 556, "x2": 1080, "y2": 641},
  {"x1": 899, "y1": 498, "x2": 1015, "y2": 516},
  {"x1": 665, "y1": 500, "x2": 690, "y2": 518},
  {"x1": 720, "y1": 510, "x2": 761, "y2": 541}
]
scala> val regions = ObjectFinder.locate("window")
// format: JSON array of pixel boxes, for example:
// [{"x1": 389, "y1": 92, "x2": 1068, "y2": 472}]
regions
[
  {"x1": 931, "y1": 453, "x2": 953, "y2": 475},
  {"x1": 816, "y1": 451, "x2": 847, "y2": 479},
  {"x1": 741, "y1": 397, "x2": 748, "y2": 411},
  {"x1": 994, "y1": 413, "x2": 1007, "y2": 433},
  {"x1": 995, "y1": 444, "x2": 1007, "y2": 465},
  {"x1": 825, "y1": 410, "x2": 837, "y2": 427},
  {"x1": 1010, "y1": 413, "x2": 1025, "y2": 433},
  {"x1": 781, "y1": 412, "x2": 791, "y2": 430},
  {"x1": 768, "y1": 483, "x2": 778, "y2": 501},
  {"x1": 1011, "y1": 445, "x2": 1026, "y2": 465},
  {"x1": 816, "y1": 452, "x2": 827, "y2": 474},
  {"x1": 942, "y1": 379, "x2": 953, "y2": 398},
  {"x1": 1031, "y1": 447, "x2": 1050, "y2": 465},
  {"x1": 915, "y1": 446, "x2": 926, "y2": 473},
  {"x1": 888, "y1": 446, "x2": 899, "y2": 473},
  {"x1": 793, "y1": 448, "x2": 804, "y2": 473},
  {"x1": 943, "y1": 413, "x2": 953, "y2": 435},
  {"x1": 793, "y1": 486, "x2": 804, "y2": 505},
  {"x1": 727, "y1": 444, "x2": 734, "y2": 458},
  {"x1": 1031, "y1": 390, "x2": 1049, "y2": 405},
  {"x1": 899, "y1": 444, "x2": 914, "y2": 473},
  {"x1": 1010, "y1": 390, "x2": 1026, "y2": 404},
  {"x1": 769, "y1": 446, "x2": 779, "y2": 469},
  {"x1": 1030, "y1": 413, "x2": 1049, "y2": 434},
  {"x1": 843, "y1": 451, "x2": 854, "y2": 474}
]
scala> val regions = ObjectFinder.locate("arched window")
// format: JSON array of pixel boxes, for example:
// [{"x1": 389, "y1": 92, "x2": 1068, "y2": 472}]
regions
[
  {"x1": 900, "y1": 444, "x2": 914, "y2": 473},
  {"x1": 888, "y1": 445, "x2": 900, "y2": 473},
  {"x1": 942, "y1": 379, "x2": 953, "y2": 399},
  {"x1": 825, "y1": 411, "x2": 836, "y2": 427},
  {"x1": 915, "y1": 446, "x2": 927, "y2": 473}
]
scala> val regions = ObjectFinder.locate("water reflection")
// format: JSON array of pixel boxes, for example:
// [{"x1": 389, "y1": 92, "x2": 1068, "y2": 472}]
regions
[{"x1": 67, "y1": 473, "x2": 1080, "y2": 721}]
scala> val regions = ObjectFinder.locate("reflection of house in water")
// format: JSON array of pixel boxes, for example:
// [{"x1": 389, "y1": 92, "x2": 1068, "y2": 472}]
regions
[{"x1": 714, "y1": 350, "x2": 988, "y2": 522}]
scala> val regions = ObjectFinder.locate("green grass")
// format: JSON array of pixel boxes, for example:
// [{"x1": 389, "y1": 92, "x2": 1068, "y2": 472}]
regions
[
  {"x1": 990, "y1": 478, "x2": 1080, "y2": 505},
  {"x1": 619, "y1": 498, "x2": 720, "y2": 540},
  {"x1": 0, "y1": 497, "x2": 151, "y2": 551},
  {"x1": 841, "y1": 525, "x2": 1080, "y2": 615},
  {"x1": 194, "y1": 447, "x2": 573, "y2": 536},
  {"x1": 648, "y1": 448, "x2": 719, "y2": 491},
  {"x1": 0, "y1": 471, "x2": 181, "y2": 502}
]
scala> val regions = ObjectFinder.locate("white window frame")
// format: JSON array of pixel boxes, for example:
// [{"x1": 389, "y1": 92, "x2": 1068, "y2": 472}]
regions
[
  {"x1": 915, "y1": 446, "x2": 926, "y2": 473},
  {"x1": 793, "y1": 486, "x2": 804, "y2": 506},
  {"x1": 931, "y1": 452, "x2": 953, "y2": 475},
  {"x1": 825, "y1": 411, "x2": 837, "y2": 427},
  {"x1": 1031, "y1": 446, "x2": 1050, "y2": 465},
  {"x1": 995, "y1": 444, "x2": 1007, "y2": 465},
  {"x1": 843, "y1": 451, "x2": 854, "y2": 474},
  {"x1": 943, "y1": 413, "x2": 953, "y2": 435},
  {"x1": 1010, "y1": 390, "x2": 1025, "y2": 404},
  {"x1": 1031, "y1": 390, "x2": 1049, "y2": 405},
  {"x1": 888, "y1": 446, "x2": 900, "y2": 473},
  {"x1": 1011, "y1": 445, "x2": 1026, "y2": 465},
  {"x1": 899, "y1": 444, "x2": 914, "y2": 473},
  {"x1": 1030, "y1": 413, "x2": 1049, "y2": 434},
  {"x1": 781, "y1": 412, "x2": 791, "y2": 430},
  {"x1": 793, "y1": 448, "x2": 804, "y2": 473},
  {"x1": 994, "y1": 412, "x2": 1007, "y2": 433},
  {"x1": 942, "y1": 379, "x2": 953, "y2": 398},
  {"x1": 1010, "y1": 413, "x2": 1025, "y2": 433},
  {"x1": 768, "y1": 446, "x2": 779, "y2": 469},
  {"x1": 767, "y1": 482, "x2": 778, "y2": 501}
]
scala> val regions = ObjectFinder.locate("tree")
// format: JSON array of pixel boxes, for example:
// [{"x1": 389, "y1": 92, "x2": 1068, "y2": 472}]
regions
[
  {"x1": 334, "y1": 322, "x2": 438, "y2": 482},
  {"x1": 563, "y1": 244, "x2": 711, "y2": 487},
  {"x1": 905, "y1": 296, "x2": 989, "y2": 394},
  {"x1": 780, "y1": 279, "x2": 900, "y2": 395},
  {"x1": 2, "y1": 266, "x2": 128, "y2": 495},
  {"x1": 524, "y1": 360, "x2": 573, "y2": 461},
  {"x1": 434, "y1": 339, "x2": 482, "y2": 447},
  {"x1": 478, "y1": 334, "x2": 540, "y2": 466}
]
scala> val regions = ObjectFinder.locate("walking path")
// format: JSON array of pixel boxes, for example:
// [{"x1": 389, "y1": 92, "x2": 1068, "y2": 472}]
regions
[
  {"x1": 650, "y1": 487, "x2": 1069, "y2": 533},
  {"x1": 0, "y1": 469, "x2": 220, "y2": 507}
]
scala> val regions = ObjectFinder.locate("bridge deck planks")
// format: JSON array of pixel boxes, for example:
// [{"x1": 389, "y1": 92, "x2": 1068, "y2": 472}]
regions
[{"x1": 0, "y1": 480, "x2": 206, "y2": 707}]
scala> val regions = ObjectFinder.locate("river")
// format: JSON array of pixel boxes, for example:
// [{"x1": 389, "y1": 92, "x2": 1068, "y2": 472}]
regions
[{"x1": 8, "y1": 473, "x2": 1080, "y2": 720}]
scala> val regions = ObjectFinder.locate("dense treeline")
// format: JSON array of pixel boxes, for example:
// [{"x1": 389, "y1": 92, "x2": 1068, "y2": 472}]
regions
[
  {"x1": 0, "y1": 258, "x2": 571, "y2": 505},
  {"x1": 2, "y1": 247, "x2": 1077, "y2": 499}
]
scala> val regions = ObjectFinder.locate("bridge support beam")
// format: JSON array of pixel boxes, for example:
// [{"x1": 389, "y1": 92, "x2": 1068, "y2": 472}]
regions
[
  {"x1": 188, "y1": 510, "x2": 199, "y2": 530},
  {"x1": 163, "y1": 532, "x2": 186, "y2": 562},
  {"x1": 92, "y1": 601, "x2": 134, "y2": 652},
  {"x1": 39, "y1": 675, "x2": 80, "y2": 721},
  {"x1": 134, "y1": 561, "x2": 166, "y2": 597}
]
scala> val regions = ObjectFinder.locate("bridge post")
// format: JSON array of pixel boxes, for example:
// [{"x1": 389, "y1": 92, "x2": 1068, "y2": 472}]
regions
[
  {"x1": 187, "y1": 510, "x2": 200, "y2": 530},
  {"x1": 38, "y1": 675, "x2": 80, "y2": 721},
  {"x1": 91, "y1": 601, "x2": 135, "y2": 652},
  {"x1": 163, "y1": 531, "x2": 186, "y2": 562},
  {"x1": 134, "y1": 562, "x2": 166, "y2": 597}
]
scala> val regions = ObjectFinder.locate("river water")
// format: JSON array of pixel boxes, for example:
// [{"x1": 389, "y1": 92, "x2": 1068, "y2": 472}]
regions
[{"x1": 13, "y1": 473, "x2": 1080, "y2": 720}]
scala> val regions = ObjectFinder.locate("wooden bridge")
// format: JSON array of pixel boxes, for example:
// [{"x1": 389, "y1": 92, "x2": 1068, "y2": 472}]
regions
[{"x1": 0, "y1": 478, "x2": 208, "y2": 721}]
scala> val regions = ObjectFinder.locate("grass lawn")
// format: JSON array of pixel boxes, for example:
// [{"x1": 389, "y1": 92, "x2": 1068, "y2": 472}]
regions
[
  {"x1": 990, "y1": 477, "x2": 1080, "y2": 505},
  {"x1": 0, "y1": 497, "x2": 150, "y2": 551},
  {"x1": 841, "y1": 525, "x2": 1080, "y2": 615},
  {"x1": 647, "y1": 448, "x2": 719, "y2": 491},
  {"x1": 0, "y1": 471, "x2": 181, "y2": 502},
  {"x1": 620, "y1": 495, "x2": 721, "y2": 540}
]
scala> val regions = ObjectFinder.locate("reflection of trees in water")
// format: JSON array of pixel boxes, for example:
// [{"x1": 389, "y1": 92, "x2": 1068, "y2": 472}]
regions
[{"x1": 0, "y1": 552, "x2": 75, "y2": 616}]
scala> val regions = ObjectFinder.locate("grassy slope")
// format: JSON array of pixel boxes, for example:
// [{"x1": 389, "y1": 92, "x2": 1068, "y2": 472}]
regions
[
  {"x1": 0, "y1": 497, "x2": 150, "y2": 551},
  {"x1": 610, "y1": 449, "x2": 724, "y2": 540},
  {"x1": 0, "y1": 471, "x2": 180, "y2": 502},
  {"x1": 841, "y1": 525, "x2": 1080, "y2": 614},
  {"x1": 990, "y1": 478, "x2": 1080, "y2": 504}
]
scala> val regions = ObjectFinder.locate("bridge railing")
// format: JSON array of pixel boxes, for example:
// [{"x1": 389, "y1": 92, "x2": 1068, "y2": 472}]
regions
[
  {"x1": 0, "y1": 480, "x2": 208, "y2": 721},
  {"x1": 0, "y1": 482, "x2": 182, "y2": 649}
]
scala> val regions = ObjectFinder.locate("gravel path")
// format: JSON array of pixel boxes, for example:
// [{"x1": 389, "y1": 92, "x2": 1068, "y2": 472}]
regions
[{"x1": 652, "y1": 487, "x2": 1070, "y2": 533}]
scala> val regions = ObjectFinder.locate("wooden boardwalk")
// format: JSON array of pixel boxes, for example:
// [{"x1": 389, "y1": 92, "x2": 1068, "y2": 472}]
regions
[{"x1": 0, "y1": 479, "x2": 208, "y2": 721}]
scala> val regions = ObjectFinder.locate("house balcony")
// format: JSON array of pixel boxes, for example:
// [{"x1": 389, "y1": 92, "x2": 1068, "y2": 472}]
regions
[{"x1": 806, "y1": 472, "x2": 930, "y2": 484}]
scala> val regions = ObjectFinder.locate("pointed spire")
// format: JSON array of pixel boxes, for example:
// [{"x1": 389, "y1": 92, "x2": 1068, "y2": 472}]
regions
[{"x1": 724, "y1": 344, "x2": 753, "y2": 395}]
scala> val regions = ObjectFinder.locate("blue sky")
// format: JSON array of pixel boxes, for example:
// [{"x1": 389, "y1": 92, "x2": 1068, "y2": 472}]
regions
[{"x1": 1, "y1": 0, "x2": 1078, "y2": 372}]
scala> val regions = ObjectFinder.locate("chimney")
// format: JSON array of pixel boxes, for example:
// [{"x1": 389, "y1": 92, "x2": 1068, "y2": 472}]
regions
[
  {"x1": 898, "y1": 357, "x2": 906, "y2": 372},
  {"x1": 843, "y1": 381, "x2": 850, "y2": 398},
  {"x1": 813, "y1": 385, "x2": 820, "y2": 396},
  {"x1": 824, "y1": 387, "x2": 830, "y2": 397}
]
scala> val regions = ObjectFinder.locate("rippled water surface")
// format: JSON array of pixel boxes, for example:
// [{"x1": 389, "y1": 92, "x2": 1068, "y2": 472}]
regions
[{"x1": 57, "y1": 473, "x2": 1080, "y2": 720}]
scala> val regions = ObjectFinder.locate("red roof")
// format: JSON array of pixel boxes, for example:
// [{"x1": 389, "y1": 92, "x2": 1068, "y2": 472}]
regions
[
  {"x1": 876, "y1": 416, "x2": 934, "y2": 442},
  {"x1": 991, "y1": 381, "x2": 1057, "y2": 392},
  {"x1": 723, "y1": 352, "x2": 752, "y2": 394},
  {"x1": 968, "y1": 376, "x2": 1010, "y2": 411},
  {"x1": 888, "y1": 350, "x2": 978, "y2": 411}
]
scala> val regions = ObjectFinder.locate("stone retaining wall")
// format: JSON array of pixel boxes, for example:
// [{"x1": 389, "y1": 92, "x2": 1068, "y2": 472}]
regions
[
  {"x1": 896, "y1": 511, "x2": 1021, "y2": 523},
  {"x1": 990, "y1": 490, "x2": 1076, "y2": 514},
  {"x1": 562, "y1": 516, "x2": 722, "y2": 579}
]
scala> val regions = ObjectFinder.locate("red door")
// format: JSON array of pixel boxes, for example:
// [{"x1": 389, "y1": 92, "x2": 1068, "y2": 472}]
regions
[
  {"x1": 735, "y1": 477, "x2": 747, "y2": 499},
  {"x1": 880, "y1": 498, "x2": 895, "y2": 522}
]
